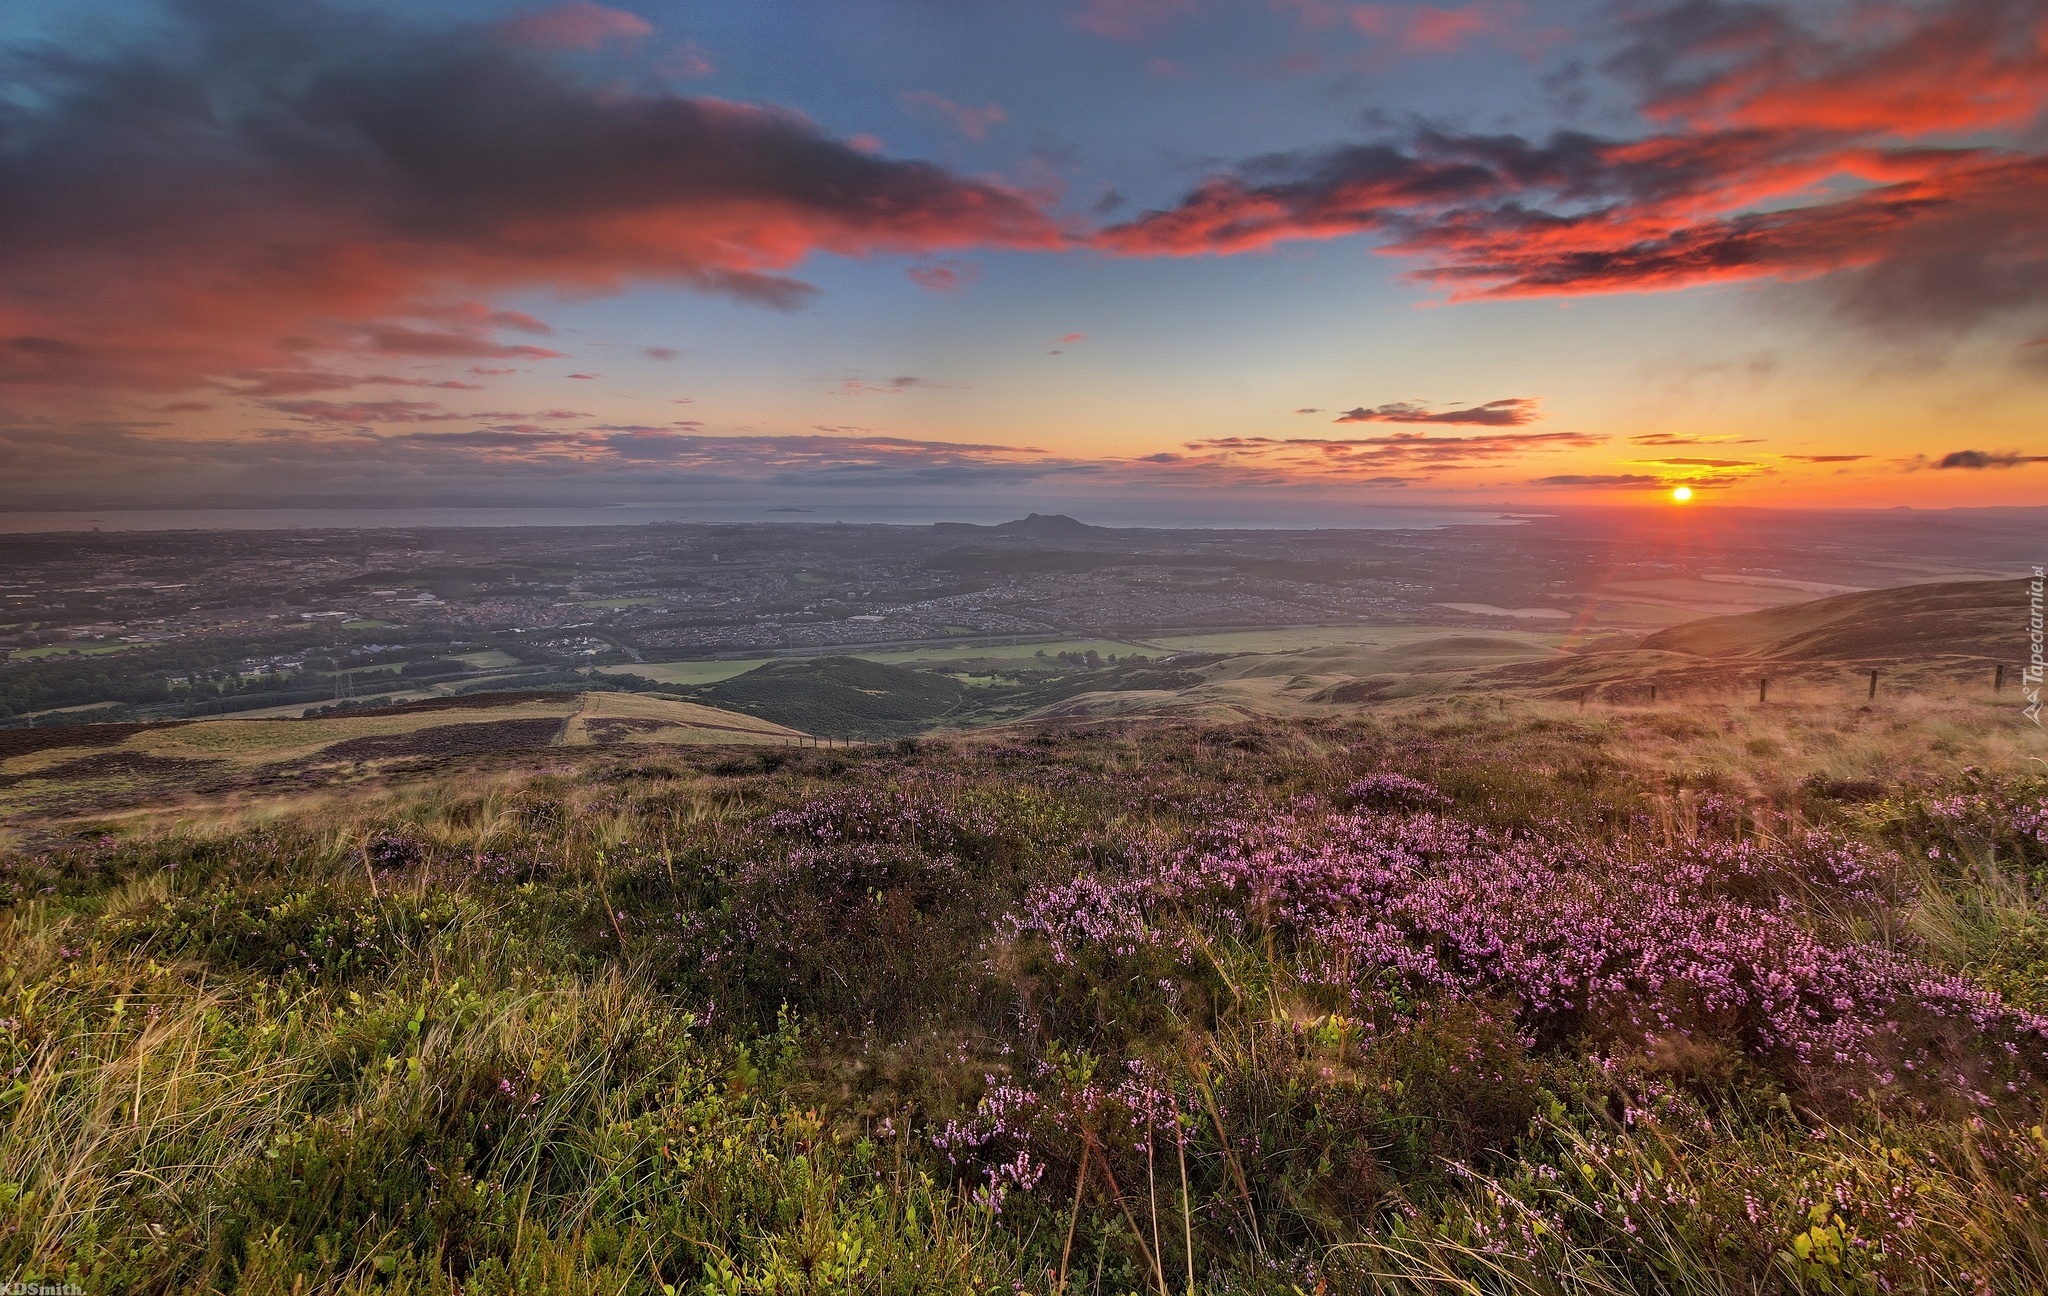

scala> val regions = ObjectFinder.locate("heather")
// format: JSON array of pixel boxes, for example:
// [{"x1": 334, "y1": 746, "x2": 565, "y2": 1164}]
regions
[{"x1": 2, "y1": 707, "x2": 2046, "y2": 1293}]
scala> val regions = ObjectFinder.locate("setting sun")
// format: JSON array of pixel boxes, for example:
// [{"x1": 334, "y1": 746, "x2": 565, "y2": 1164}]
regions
[{"x1": 1671, "y1": 486, "x2": 1694, "y2": 503}]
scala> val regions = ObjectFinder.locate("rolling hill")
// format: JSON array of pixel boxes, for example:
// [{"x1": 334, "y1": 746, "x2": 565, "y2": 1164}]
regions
[
  {"x1": 1638, "y1": 577, "x2": 2030, "y2": 661},
  {"x1": 689, "y1": 656, "x2": 969, "y2": 739},
  {"x1": 0, "y1": 690, "x2": 800, "y2": 826}
]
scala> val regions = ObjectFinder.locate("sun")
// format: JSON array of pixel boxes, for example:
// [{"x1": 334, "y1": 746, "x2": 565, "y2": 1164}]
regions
[{"x1": 1670, "y1": 485, "x2": 1694, "y2": 503}]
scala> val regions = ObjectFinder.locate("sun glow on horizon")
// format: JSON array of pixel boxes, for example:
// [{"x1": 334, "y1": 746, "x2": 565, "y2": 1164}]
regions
[{"x1": 1671, "y1": 485, "x2": 1694, "y2": 503}]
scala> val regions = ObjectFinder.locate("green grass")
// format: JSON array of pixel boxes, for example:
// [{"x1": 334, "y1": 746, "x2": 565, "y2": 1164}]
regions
[
  {"x1": 598, "y1": 660, "x2": 774, "y2": 687},
  {"x1": 619, "y1": 641, "x2": 1167, "y2": 681},
  {"x1": 2, "y1": 707, "x2": 2044, "y2": 1293},
  {"x1": 689, "y1": 656, "x2": 966, "y2": 738},
  {"x1": 9, "y1": 642, "x2": 138, "y2": 660},
  {"x1": 1137, "y1": 624, "x2": 1571, "y2": 656},
  {"x1": 841, "y1": 640, "x2": 1152, "y2": 673}
]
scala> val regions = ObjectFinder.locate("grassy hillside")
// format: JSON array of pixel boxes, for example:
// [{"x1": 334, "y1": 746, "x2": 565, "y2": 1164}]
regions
[
  {"x1": 689, "y1": 655, "x2": 968, "y2": 739},
  {"x1": 2, "y1": 700, "x2": 2045, "y2": 1293},
  {"x1": 1639, "y1": 576, "x2": 2030, "y2": 661},
  {"x1": 0, "y1": 692, "x2": 798, "y2": 829}
]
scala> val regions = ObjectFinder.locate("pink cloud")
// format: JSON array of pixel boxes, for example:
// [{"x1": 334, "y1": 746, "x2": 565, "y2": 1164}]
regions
[
  {"x1": 661, "y1": 40, "x2": 715, "y2": 79},
  {"x1": 0, "y1": 6, "x2": 1062, "y2": 398},
  {"x1": 261, "y1": 399, "x2": 520, "y2": 425},
  {"x1": 900, "y1": 91, "x2": 1008, "y2": 142},
  {"x1": 1349, "y1": 3, "x2": 1504, "y2": 53},
  {"x1": 830, "y1": 376, "x2": 929, "y2": 396},
  {"x1": 1096, "y1": 1, "x2": 2048, "y2": 333},
  {"x1": 1070, "y1": 0, "x2": 1198, "y2": 41},
  {"x1": 906, "y1": 260, "x2": 982, "y2": 292},
  {"x1": 358, "y1": 326, "x2": 566, "y2": 361},
  {"x1": 499, "y1": 2, "x2": 653, "y2": 50}
]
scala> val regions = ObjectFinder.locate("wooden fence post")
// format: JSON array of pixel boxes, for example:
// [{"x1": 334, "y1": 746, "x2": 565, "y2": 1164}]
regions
[
  {"x1": 1996, "y1": 663, "x2": 2005, "y2": 692},
  {"x1": 1868, "y1": 669, "x2": 1878, "y2": 701},
  {"x1": 1758, "y1": 678, "x2": 1768, "y2": 705}
]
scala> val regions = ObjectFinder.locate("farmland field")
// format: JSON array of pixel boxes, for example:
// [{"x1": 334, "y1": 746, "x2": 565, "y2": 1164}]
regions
[
  {"x1": 596, "y1": 658, "x2": 775, "y2": 686},
  {"x1": 7, "y1": 642, "x2": 139, "y2": 660}
]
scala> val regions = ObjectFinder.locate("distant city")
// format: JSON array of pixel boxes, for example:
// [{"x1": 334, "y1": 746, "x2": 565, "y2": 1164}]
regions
[{"x1": 2, "y1": 506, "x2": 2035, "y2": 726}]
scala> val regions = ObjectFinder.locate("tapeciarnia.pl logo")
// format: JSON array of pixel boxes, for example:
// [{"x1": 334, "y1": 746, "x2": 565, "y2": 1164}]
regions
[{"x1": 2026, "y1": 564, "x2": 2044, "y2": 727}]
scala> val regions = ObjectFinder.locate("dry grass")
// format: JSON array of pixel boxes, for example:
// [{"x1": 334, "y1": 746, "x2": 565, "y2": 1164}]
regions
[
  {"x1": 127, "y1": 702, "x2": 580, "y2": 765},
  {"x1": 564, "y1": 691, "x2": 805, "y2": 747},
  {"x1": 3, "y1": 687, "x2": 2044, "y2": 1293}
]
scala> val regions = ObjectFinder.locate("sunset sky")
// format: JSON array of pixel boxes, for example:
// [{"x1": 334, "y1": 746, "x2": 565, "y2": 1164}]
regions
[{"x1": 1, "y1": 0, "x2": 2044, "y2": 516}]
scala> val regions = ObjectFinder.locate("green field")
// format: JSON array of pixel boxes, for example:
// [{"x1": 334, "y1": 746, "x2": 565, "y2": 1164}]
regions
[
  {"x1": 611, "y1": 640, "x2": 1175, "y2": 690},
  {"x1": 8, "y1": 642, "x2": 139, "y2": 660},
  {"x1": 599, "y1": 658, "x2": 774, "y2": 686},
  {"x1": 1134, "y1": 623, "x2": 1570, "y2": 655},
  {"x1": 833, "y1": 637, "x2": 1155, "y2": 670},
  {"x1": 20, "y1": 700, "x2": 128, "y2": 720}
]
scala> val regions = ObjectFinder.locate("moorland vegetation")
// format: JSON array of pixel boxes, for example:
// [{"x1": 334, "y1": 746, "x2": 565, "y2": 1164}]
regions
[{"x1": 2, "y1": 697, "x2": 2045, "y2": 1294}]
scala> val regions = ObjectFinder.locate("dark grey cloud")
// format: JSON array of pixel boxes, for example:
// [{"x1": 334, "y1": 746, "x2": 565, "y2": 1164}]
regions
[
  {"x1": 1531, "y1": 473, "x2": 1662, "y2": 487},
  {"x1": 1335, "y1": 398, "x2": 1540, "y2": 426},
  {"x1": 1933, "y1": 449, "x2": 2047, "y2": 469}
]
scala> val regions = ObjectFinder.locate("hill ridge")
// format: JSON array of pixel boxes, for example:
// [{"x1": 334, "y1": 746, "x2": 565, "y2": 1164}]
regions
[{"x1": 1638, "y1": 577, "x2": 2030, "y2": 661}]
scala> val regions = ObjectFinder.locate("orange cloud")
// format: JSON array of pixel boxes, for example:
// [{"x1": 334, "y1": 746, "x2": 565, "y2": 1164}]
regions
[
  {"x1": 1181, "y1": 427, "x2": 1602, "y2": 476},
  {"x1": 1098, "y1": 0, "x2": 2048, "y2": 332}
]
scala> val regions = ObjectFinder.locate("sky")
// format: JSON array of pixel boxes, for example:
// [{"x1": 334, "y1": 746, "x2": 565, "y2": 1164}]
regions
[{"x1": 0, "y1": 0, "x2": 2044, "y2": 517}]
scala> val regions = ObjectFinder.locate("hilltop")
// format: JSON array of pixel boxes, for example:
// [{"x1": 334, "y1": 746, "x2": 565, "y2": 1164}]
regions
[
  {"x1": 930, "y1": 512, "x2": 1105, "y2": 538},
  {"x1": 1639, "y1": 576, "x2": 2030, "y2": 660}
]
